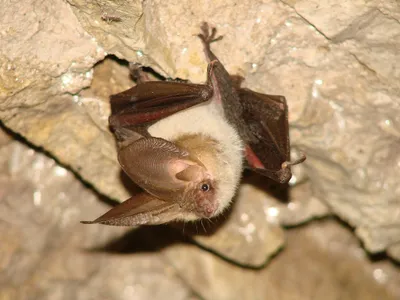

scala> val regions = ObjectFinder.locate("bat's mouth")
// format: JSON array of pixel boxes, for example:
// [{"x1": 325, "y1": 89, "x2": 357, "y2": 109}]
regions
[{"x1": 195, "y1": 195, "x2": 219, "y2": 218}]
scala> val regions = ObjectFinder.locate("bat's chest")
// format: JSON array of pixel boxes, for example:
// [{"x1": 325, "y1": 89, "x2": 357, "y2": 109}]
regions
[
  {"x1": 148, "y1": 101, "x2": 244, "y2": 212},
  {"x1": 148, "y1": 102, "x2": 231, "y2": 144}
]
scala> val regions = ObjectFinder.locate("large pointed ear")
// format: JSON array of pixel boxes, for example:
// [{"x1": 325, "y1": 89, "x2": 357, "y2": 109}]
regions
[
  {"x1": 81, "y1": 192, "x2": 182, "y2": 226},
  {"x1": 118, "y1": 137, "x2": 203, "y2": 200}
]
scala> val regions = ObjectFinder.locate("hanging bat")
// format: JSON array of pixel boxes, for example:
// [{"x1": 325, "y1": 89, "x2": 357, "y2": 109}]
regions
[{"x1": 81, "y1": 22, "x2": 305, "y2": 226}]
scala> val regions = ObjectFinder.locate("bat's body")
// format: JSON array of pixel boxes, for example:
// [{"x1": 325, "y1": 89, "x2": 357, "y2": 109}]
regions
[
  {"x1": 147, "y1": 96, "x2": 244, "y2": 218},
  {"x1": 81, "y1": 23, "x2": 305, "y2": 226}
]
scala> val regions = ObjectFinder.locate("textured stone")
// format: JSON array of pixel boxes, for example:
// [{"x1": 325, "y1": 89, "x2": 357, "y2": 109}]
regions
[
  {"x1": 164, "y1": 220, "x2": 400, "y2": 300},
  {"x1": 0, "y1": 132, "x2": 195, "y2": 300},
  {"x1": 190, "y1": 182, "x2": 285, "y2": 267},
  {"x1": 1, "y1": 0, "x2": 400, "y2": 262},
  {"x1": 1, "y1": 134, "x2": 399, "y2": 300}
]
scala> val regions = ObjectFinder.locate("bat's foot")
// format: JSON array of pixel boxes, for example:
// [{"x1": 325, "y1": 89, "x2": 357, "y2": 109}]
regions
[
  {"x1": 197, "y1": 22, "x2": 223, "y2": 48},
  {"x1": 129, "y1": 62, "x2": 150, "y2": 83}
]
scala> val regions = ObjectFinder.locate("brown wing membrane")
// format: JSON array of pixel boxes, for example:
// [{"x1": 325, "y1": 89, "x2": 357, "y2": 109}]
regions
[
  {"x1": 81, "y1": 192, "x2": 182, "y2": 226},
  {"x1": 117, "y1": 137, "x2": 201, "y2": 201},
  {"x1": 198, "y1": 23, "x2": 305, "y2": 184},
  {"x1": 110, "y1": 81, "x2": 212, "y2": 113},
  {"x1": 237, "y1": 88, "x2": 293, "y2": 183},
  {"x1": 239, "y1": 88, "x2": 289, "y2": 163},
  {"x1": 109, "y1": 81, "x2": 213, "y2": 130}
]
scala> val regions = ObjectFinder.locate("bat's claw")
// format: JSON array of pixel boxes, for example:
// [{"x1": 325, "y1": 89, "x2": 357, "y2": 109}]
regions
[
  {"x1": 281, "y1": 153, "x2": 307, "y2": 169},
  {"x1": 129, "y1": 62, "x2": 150, "y2": 83},
  {"x1": 80, "y1": 220, "x2": 97, "y2": 224},
  {"x1": 197, "y1": 22, "x2": 223, "y2": 47}
]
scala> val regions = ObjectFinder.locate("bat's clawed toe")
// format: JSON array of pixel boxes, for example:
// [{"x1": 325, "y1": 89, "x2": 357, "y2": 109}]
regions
[
  {"x1": 80, "y1": 220, "x2": 98, "y2": 225},
  {"x1": 128, "y1": 62, "x2": 150, "y2": 83},
  {"x1": 198, "y1": 22, "x2": 223, "y2": 46}
]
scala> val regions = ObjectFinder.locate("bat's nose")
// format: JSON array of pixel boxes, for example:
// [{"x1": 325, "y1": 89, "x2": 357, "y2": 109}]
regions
[{"x1": 196, "y1": 197, "x2": 219, "y2": 218}]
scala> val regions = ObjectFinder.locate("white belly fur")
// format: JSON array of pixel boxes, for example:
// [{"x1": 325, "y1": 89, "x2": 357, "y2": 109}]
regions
[{"x1": 148, "y1": 100, "x2": 244, "y2": 214}]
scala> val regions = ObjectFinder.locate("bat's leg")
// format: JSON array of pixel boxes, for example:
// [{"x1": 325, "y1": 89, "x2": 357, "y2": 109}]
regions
[
  {"x1": 129, "y1": 62, "x2": 151, "y2": 84},
  {"x1": 130, "y1": 63, "x2": 190, "y2": 84},
  {"x1": 198, "y1": 22, "x2": 223, "y2": 62}
]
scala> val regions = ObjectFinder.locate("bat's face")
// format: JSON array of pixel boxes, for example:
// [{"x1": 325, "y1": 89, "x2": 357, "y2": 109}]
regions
[
  {"x1": 180, "y1": 177, "x2": 218, "y2": 218},
  {"x1": 153, "y1": 155, "x2": 220, "y2": 219},
  {"x1": 171, "y1": 130, "x2": 243, "y2": 220},
  {"x1": 116, "y1": 134, "x2": 223, "y2": 220}
]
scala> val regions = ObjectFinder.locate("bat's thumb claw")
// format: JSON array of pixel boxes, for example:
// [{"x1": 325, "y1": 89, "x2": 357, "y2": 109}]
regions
[
  {"x1": 80, "y1": 220, "x2": 97, "y2": 224},
  {"x1": 282, "y1": 153, "x2": 306, "y2": 169}
]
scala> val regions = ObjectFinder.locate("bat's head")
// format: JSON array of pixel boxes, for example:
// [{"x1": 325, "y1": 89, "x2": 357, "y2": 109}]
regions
[
  {"x1": 114, "y1": 134, "x2": 227, "y2": 221},
  {"x1": 145, "y1": 149, "x2": 220, "y2": 219},
  {"x1": 172, "y1": 135, "x2": 223, "y2": 219},
  {"x1": 81, "y1": 131, "x2": 243, "y2": 226},
  {"x1": 172, "y1": 131, "x2": 243, "y2": 220},
  {"x1": 179, "y1": 175, "x2": 218, "y2": 218}
]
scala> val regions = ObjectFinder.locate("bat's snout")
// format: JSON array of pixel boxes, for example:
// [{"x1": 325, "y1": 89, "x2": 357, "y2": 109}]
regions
[
  {"x1": 196, "y1": 196, "x2": 219, "y2": 218},
  {"x1": 185, "y1": 180, "x2": 219, "y2": 218}
]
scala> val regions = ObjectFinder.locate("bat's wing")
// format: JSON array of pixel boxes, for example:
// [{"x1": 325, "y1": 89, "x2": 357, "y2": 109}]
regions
[
  {"x1": 117, "y1": 136, "x2": 206, "y2": 202},
  {"x1": 198, "y1": 23, "x2": 305, "y2": 183},
  {"x1": 109, "y1": 81, "x2": 213, "y2": 135},
  {"x1": 81, "y1": 192, "x2": 181, "y2": 226},
  {"x1": 237, "y1": 88, "x2": 305, "y2": 183}
]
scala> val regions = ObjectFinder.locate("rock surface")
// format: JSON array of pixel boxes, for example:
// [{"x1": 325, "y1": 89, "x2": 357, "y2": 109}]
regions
[
  {"x1": 1, "y1": 133, "x2": 399, "y2": 300},
  {"x1": 1, "y1": 0, "x2": 400, "y2": 262}
]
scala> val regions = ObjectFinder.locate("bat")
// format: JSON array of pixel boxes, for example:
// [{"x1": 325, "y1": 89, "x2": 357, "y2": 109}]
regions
[{"x1": 81, "y1": 22, "x2": 305, "y2": 226}]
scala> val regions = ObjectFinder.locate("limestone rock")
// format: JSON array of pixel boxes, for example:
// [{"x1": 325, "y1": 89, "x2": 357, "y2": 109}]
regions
[
  {"x1": 163, "y1": 220, "x2": 400, "y2": 300},
  {"x1": 1, "y1": 0, "x2": 400, "y2": 262},
  {"x1": 0, "y1": 133, "x2": 196, "y2": 299},
  {"x1": 1, "y1": 134, "x2": 399, "y2": 300},
  {"x1": 190, "y1": 182, "x2": 285, "y2": 268}
]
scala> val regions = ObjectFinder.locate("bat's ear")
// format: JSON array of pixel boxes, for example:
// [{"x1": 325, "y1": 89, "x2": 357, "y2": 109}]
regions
[
  {"x1": 81, "y1": 192, "x2": 181, "y2": 226},
  {"x1": 175, "y1": 164, "x2": 206, "y2": 182},
  {"x1": 118, "y1": 137, "x2": 208, "y2": 200}
]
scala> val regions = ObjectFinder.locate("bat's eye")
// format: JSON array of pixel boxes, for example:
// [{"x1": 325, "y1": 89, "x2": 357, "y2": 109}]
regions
[{"x1": 201, "y1": 183, "x2": 210, "y2": 192}]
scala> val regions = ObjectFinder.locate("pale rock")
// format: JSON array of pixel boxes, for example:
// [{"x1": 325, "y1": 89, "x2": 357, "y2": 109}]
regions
[
  {"x1": 191, "y1": 182, "x2": 285, "y2": 267},
  {"x1": 0, "y1": 133, "x2": 194, "y2": 300},
  {"x1": 163, "y1": 220, "x2": 400, "y2": 300},
  {"x1": 1, "y1": 0, "x2": 400, "y2": 263},
  {"x1": 1, "y1": 131, "x2": 400, "y2": 300}
]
